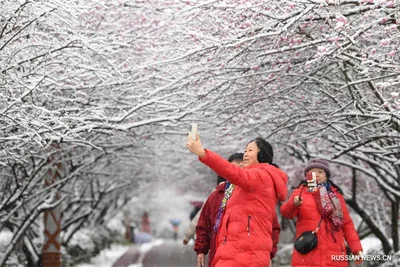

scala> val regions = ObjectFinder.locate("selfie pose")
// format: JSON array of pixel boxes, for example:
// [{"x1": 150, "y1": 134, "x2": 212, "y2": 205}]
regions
[
  {"x1": 186, "y1": 134, "x2": 288, "y2": 267},
  {"x1": 280, "y1": 158, "x2": 363, "y2": 267}
]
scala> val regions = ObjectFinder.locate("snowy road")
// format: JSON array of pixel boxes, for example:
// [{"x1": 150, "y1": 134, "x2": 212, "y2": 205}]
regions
[{"x1": 142, "y1": 240, "x2": 200, "y2": 267}]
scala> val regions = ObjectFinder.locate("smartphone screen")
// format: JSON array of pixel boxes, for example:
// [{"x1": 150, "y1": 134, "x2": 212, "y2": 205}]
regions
[{"x1": 306, "y1": 172, "x2": 317, "y2": 192}]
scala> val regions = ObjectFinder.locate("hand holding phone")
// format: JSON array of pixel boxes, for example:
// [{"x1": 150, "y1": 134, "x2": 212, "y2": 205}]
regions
[{"x1": 186, "y1": 123, "x2": 206, "y2": 158}]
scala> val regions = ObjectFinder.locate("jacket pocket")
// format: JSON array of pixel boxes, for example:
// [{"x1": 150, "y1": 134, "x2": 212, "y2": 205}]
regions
[
  {"x1": 220, "y1": 214, "x2": 230, "y2": 245},
  {"x1": 247, "y1": 215, "x2": 251, "y2": 236}
]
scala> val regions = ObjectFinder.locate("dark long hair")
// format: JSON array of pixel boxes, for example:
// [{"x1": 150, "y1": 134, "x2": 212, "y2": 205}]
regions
[{"x1": 248, "y1": 137, "x2": 274, "y2": 165}]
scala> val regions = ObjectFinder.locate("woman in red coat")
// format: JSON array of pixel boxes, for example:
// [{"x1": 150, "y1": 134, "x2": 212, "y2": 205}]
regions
[
  {"x1": 281, "y1": 158, "x2": 363, "y2": 267},
  {"x1": 195, "y1": 154, "x2": 282, "y2": 267},
  {"x1": 186, "y1": 136, "x2": 288, "y2": 267}
]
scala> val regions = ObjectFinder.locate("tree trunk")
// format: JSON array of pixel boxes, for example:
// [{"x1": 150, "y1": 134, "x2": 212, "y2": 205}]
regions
[
  {"x1": 392, "y1": 197, "x2": 399, "y2": 252},
  {"x1": 346, "y1": 199, "x2": 392, "y2": 254}
]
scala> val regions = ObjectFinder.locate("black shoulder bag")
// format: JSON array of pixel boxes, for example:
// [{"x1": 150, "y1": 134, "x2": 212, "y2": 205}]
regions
[
  {"x1": 294, "y1": 217, "x2": 322, "y2": 254},
  {"x1": 293, "y1": 184, "x2": 323, "y2": 254}
]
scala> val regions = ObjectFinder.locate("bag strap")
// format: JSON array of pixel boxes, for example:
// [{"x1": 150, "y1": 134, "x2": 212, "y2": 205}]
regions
[{"x1": 313, "y1": 217, "x2": 323, "y2": 233}]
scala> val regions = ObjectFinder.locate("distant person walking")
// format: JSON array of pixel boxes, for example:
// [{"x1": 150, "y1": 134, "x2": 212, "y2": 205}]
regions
[
  {"x1": 141, "y1": 211, "x2": 151, "y2": 234},
  {"x1": 183, "y1": 201, "x2": 204, "y2": 245}
]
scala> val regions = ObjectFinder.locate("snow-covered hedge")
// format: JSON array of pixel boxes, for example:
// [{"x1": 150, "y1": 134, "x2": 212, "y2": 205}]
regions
[{"x1": 63, "y1": 225, "x2": 124, "y2": 266}]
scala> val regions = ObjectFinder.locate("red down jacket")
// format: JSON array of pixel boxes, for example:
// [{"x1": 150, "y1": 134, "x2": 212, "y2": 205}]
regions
[
  {"x1": 199, "y1": 149, "x2": 288, "y2": 267},
  {"x1": 194, "y1": 182, "x2": 282, "y2": 267},
  {"x1": 280, "y1": 184, "x2": 362, "y2": 267}
]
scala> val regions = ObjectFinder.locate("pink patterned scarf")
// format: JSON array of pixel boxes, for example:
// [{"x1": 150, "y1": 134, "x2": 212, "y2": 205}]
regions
[{"x1": 314, "y1": 181, "x2": 343, "y2": 230}]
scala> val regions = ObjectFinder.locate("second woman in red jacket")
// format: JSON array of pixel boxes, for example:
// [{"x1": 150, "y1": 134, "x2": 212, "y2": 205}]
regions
[{"x1": 281, "y1": 158, "x2": 363, "y2": 267}]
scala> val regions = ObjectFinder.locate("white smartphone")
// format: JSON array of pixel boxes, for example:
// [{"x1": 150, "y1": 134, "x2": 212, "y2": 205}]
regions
[{"x1": 188, "y1": 123, "x2": 198, "y2": 141}]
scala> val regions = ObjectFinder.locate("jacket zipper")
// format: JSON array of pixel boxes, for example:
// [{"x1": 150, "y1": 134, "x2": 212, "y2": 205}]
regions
[{"x1": 247, "y1": 215, "x2": 251, "y2": 236}]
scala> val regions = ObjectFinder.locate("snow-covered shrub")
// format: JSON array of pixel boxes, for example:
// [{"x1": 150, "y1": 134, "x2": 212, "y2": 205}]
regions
[{"x1": 64, "y1": 226, "x2": 123, "y2": 266}]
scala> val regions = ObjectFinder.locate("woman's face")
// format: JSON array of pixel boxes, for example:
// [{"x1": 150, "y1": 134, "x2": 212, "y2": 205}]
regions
[
  {"x1": 308, "y1": 168, "x2": 328, "y2": 183},
  {"x1": 243, "y1": 141, "x2": 260, "y2": 167}
]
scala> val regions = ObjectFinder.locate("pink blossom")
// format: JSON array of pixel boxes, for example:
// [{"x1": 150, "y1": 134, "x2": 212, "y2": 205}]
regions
[
  {"x1": 362, "y1": 54, "x2": 367, "y2": 60},
  {"x1": 317, "y1": 46, "x2": 327, "y2": 53},
  {"x1": 252, "y1": 66, "x2": 260, "y2": 71},
  {"x1": 388, "y1": 51, "x2": 396, "y2": 57},
  {"x1": 371, "y1": 48, "x2": 377, "y2": 55},
  {"x1": 387, "y1": 2, "x2": 394, "y2": 7},
  {"x1": 124, "y1": 63, "x2": 128, "y2": 68},
  {"x1": 192, "y1": 35, "x2": 199, "y2": 43},
  {"x1": 391, "y1": 92, "x2": 399, "y2": 98},
  {"x1": 329, "y1": 36, "x2": 339, "y2": 43},
  {"x1": 380, "y1": 18, "x2": 388, "y2": 24},
  {"x1": 383, "y1": 102, "x2": 389, "y2": 108},
  {"x1": 244, "y1": 21, "x2": 252, "y2": 28},
  {"x1": 335, "y1": 22, "x2": 345, "y2": 30},
  {"x1": 380, "y1": 39, "x2": 391, "y2": 46},
  {"x1": 336, "y1": 16, "x2": 348, "y2": 24}
]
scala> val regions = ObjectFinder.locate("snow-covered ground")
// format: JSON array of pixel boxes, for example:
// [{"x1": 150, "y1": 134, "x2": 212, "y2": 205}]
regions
[
  {"x1": 360, "y1": 236, "x2": 384, "y2": 254},
  {"x1": 75, "y1": 239, "x2": 165, "y2": 267},
  {"x1": 75, "y1": 244, "x2": 129, "y2": 267}
]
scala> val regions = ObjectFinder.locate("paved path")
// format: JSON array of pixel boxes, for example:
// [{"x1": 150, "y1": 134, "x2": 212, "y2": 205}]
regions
[
  {"x1": 142, "y1": 240, "x2": 202, "y2": 267},
  {"x1": 112, "y1": 246, "x2": 140, "y2": 267}
]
